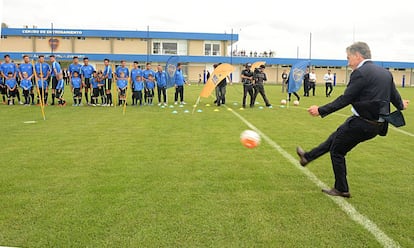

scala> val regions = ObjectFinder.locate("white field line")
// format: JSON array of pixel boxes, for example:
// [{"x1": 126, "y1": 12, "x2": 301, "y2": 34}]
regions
[{"x1": 228, "y1": 107, "x2": 401, "y2": 248}]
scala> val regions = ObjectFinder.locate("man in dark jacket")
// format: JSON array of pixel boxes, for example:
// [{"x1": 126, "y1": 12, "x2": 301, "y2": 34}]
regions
[{"x1": 296, "y1": 41, "x2": 409, "y2": 198}]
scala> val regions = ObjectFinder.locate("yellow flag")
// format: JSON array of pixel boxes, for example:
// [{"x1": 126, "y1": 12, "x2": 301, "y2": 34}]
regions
[
  {"x1": 200, "y1": 63, "x2": 234, "y2": 98},
  {"x1": 250, "y1": 61, "x2": 266, "y2": 71}
]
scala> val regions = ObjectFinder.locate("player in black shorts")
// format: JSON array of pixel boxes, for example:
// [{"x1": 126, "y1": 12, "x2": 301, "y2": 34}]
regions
[
  {"x1": 49, "y1": 55, "x2": 63, "y2": 105},
  {"x1": 80, "y1": 57, "x2": 95, "y2": 105},
  {"x1": 103, "y1": 58, "x2": 113, "y2": 106}
]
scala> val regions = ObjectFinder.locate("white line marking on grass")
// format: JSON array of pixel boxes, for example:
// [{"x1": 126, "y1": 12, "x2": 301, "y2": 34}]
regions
[
  {"x1": 389, "y1": 127, "x2": 414, "y2": 137},
  {"x1": 228, "y1": 107, "x2": 401, "y2": 248}
]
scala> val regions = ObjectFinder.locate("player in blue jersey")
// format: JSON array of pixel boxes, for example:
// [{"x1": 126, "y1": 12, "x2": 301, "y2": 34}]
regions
[
  {"x1": 68, "y1": 56, "x2": 82, "y2": 81},
  {"x1": 5, "y1": 72, "x2": 17, "y2": 105},
  {"x1": 36, "y1": 72, "x2": 49, "y2": 106},
  {"x1": 0, "y1": 62, "x2": 6, "y2": 104},
  {"x1": 80, "y1": 57, "x2": 95, "y2": 105},
  {"x1": 130, "y1": 61, "x2": 142, "y2": 105},
  {"x1": 90, "y1": 71, "x2": 99, "y2": 106},
  {"x1": 142, "y1": 62, "x2": 154, "y2": 104},
  {"x1": 115, "y1": 60, "x2": 129, "y2": 79},
  {"x1": 18, "y1": 55, "x2": 35, "y2": 104},
  {"x1": 132, "y1": 75, "x2": 144, "y2": 106},
  {"x1": 145, "y1": 73, "x2": 155, "y2": 105},
  {"x1": 20, "y1": 72, "x2": 32, "y2": 105},
  {"x1": 96, "y1": 70, "x2": 106, "y2": 105},
  {"x1": 103, "y1": 58, "x2": 113, "y2": 106},
  {"x1": 116, "y1": 71, "x2": 128, "y2": 106},
  {"x1": 1, "y1": 55, "x2": 22, "y2": 104},
  {"x1": 155, "y1": 65, "x2": 168, "y2": 106},
  {"x1": 174, "y1": 63, "x2": 186, "y2": 105},
  {"x1": 35, "y1": 55, "x2": 51, "y2": 105},
  {"x1": 70, "y1": 71, "x2": 82, "y2": 106},
  {"x1": 55, "y1": 74, "x2": 66, "y2": 106},
  {"x1": 49, "y1": 55, "x2": 63, "y2": 105}
]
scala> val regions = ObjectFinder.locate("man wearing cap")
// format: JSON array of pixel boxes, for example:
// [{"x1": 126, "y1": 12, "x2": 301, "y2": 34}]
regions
[
  {"x1": 241, "y1": 63, "x2": 254, "y2": 108},
  {"x1": 253, "y1": 64, "x2": 271, "y2": 107}
]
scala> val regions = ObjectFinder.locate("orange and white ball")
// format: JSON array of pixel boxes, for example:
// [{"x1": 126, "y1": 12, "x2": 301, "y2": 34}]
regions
[
  {"x1": 280, "y1": 99, "x2": 287, "y2": 105},
  {"x1": 293, "y1": 100, "x2": 300, "y2": 106},
  {"x1": 240, "y1": 130, "x2": 261, "y2": 149}
]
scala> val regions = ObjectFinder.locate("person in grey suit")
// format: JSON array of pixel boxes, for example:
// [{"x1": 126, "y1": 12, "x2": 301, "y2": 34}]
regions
[{"x1": 296, "y1": 41, "x2": 409, "y2": 198}]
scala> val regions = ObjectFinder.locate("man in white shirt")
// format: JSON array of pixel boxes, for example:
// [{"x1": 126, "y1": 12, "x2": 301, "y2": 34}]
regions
[{"x1": 323, "y1": 69, "x2": 334, "y2": 97}]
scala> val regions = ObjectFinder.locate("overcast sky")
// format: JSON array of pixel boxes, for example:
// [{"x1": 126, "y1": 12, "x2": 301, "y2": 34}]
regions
[{"x1": 1, "y1": 0, "x2": 414, "y2": 62}]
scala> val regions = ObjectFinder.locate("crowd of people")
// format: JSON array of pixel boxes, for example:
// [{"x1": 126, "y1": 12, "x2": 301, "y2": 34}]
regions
[
  {"x1": 282, "y1": 67, "x2": 337, "y2": 100},
  {"x1": 1, "y1": 53, "x2": 342, "y2": 110},
  {"x1": 0, "y1": 53, "x2": 278, "y2": 109},
  {"x1": 0, "y1": 55, "x2": 187, "y2": 107}
]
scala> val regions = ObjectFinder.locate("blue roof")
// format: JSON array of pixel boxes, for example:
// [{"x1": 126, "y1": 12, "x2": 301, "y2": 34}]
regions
[
  {"x1": 2, "y1": 28, "x2": 237, "y2": 41},
  {"x1": 2, "y1": 52, "x2": 414, "y2": 69}
]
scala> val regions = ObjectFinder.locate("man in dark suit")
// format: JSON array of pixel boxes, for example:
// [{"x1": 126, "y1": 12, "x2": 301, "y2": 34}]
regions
[
  {"x1": 296, "y1": 42, "x2": 409, "y2": 198},
  {"x1": 303, "y1": 68, "x2": 310, "y2": 97}
]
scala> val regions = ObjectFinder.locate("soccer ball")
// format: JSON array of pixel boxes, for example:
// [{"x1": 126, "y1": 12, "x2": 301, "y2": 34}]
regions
[
  {"x1": 280, "y1": 99, "x2": 287, "y2": 105},
  {"x1": 293, "y1": 100, "x2": 300, "y2": 106},
  {"x1": 240, "y1": 130, "x2": 261, "y2": 149}
]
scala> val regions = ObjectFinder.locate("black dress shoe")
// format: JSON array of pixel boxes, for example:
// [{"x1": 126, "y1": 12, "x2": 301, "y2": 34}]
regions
[
  {"x1": 296, "y1": 146, "x2": 308, "y2": 166},
  {"x1": 322, "y1": 188, "x2": 351, "y2": 198}
]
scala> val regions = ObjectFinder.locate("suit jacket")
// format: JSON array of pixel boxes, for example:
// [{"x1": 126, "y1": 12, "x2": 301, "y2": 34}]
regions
[{"x1": 318, "y1": 61, "x2": 405, "y2": 134}]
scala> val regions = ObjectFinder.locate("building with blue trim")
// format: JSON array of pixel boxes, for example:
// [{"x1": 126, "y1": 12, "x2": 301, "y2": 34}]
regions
[{"x1": 1, "y1": 27, "x2": 413, "y2": 85}]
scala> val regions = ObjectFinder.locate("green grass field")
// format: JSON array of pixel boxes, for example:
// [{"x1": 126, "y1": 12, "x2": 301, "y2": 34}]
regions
[{"x1": 0, "y1": 83, "x2": 413, "y2": 247}]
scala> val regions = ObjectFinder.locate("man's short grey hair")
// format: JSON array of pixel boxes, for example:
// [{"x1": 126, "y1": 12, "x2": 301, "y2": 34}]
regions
[{"x1": 346, "y1": 42, "x2": 372, "y2": 59}]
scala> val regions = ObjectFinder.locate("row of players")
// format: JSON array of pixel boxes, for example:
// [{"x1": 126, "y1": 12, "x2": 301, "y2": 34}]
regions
[{"x1": 0, "y1": 55, "x2": 187, "y2": 106}]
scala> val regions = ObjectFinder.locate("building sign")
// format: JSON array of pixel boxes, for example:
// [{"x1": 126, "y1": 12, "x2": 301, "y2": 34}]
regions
[{"x1": 21, "y1": 29, "x2": 83, "y2": 35}]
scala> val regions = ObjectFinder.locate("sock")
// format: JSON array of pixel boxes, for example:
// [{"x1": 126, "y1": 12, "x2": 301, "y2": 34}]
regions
[
  {"x1": 85, "y1": 92, "x2": 89, "y2": 103},
  {"x1": 52, "y1": 93, "x2": 55, "y2": 104},
  {"x1": 30, "y1": 93, "x2": 35, "y2": 104}
]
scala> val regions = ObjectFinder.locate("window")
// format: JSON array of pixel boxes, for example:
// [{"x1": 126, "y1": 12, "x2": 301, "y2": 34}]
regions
[
  {"x1": 116, "y1": 37, "x2": 125, "y2": 41},
  {"x1": 101, "y1": 37, "x2": 110, "y2": 40},
  {"x1": 205, "y1": 44, "x2": 211, "y2": 56},
  {"x1": 0, "y1": 35, "x2": 7, "y2": 39},
  {"x1": 162, "y1": 42, "x2": 177, "y2": 55},
  {"x1": 151, "y1": 41, "x2": 179, "y2": 55},
  {"x1": 212, "y1": 44, "x2": 220, "y2": 55},
  {"x1": 77, "y1": 37, "x2": 85, "y2": 40},
  {"x1": 153, "y1": 42, "x2": 161, "y2": 54},
  {"x1": 63, "y1": 37, "x2": 71, "y2": 40},
  {"x1": 204, "y1": 42, "x2": 221, "y2": 56}
]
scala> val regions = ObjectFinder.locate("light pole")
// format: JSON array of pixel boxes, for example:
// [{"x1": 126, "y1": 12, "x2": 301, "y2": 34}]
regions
[{"x1": 230, "y1": 28, "x2": 233, "y2": 65}]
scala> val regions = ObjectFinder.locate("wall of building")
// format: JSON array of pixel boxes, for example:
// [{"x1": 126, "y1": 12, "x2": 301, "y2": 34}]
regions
[
  {"x1": 1, "y1": 36, "x2": 32, "y2": 52},
  {"x1": 188, "y1": 40, "x2": 203, "y2": 56},
  {"x1": 113, "y1": 38, "x2": 147, "y2": 54}
]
